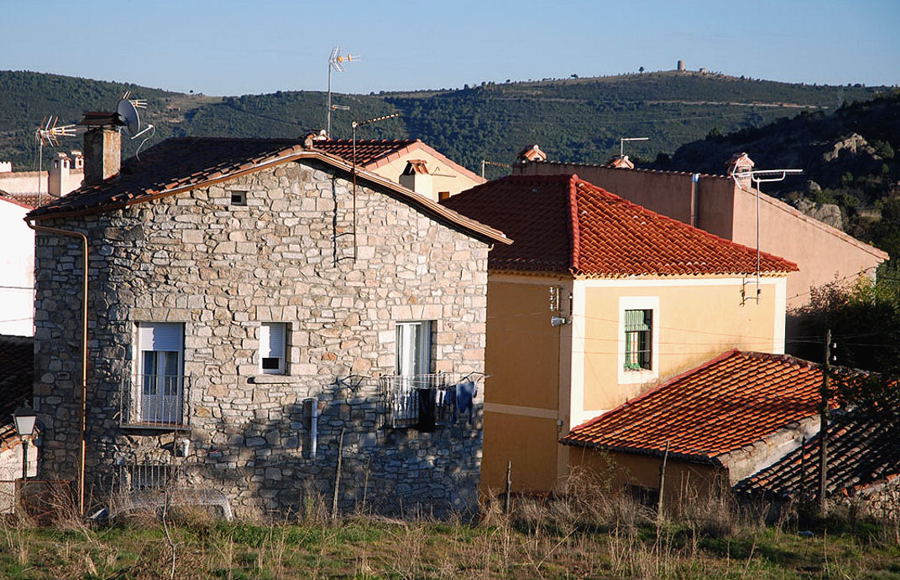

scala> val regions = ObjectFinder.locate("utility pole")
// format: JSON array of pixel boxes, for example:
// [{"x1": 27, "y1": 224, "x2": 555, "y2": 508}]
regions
[{"x1": 818, "y1": 329, "x2": 831, "y2": 514}]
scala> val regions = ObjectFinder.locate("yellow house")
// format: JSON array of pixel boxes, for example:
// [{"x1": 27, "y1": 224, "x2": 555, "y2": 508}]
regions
[
  {"x1": 442, "y1": 174, "x2": 798, "y2": 493},
  {"x1": 313, "y1": 138, "x2": 485, "y2": 201}
]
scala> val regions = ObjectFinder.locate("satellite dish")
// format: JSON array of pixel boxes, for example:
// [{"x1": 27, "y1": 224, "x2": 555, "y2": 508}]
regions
[{"x1": 117, "y1": 98, "x2": 142, "y2": 137}]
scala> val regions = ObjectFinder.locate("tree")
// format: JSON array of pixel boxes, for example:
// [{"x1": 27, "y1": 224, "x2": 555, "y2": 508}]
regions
[{"x1": 639, "y1": 67, "x2": 645, "y2": 74}]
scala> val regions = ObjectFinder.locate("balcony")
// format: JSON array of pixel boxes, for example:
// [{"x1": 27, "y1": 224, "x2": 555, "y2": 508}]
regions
[
  {"x1": 119, "y1": 374, "x2": 191, "y2": 429},
  {"x1": 378, "y1": 372, "x2": 477, "y2": 430}
]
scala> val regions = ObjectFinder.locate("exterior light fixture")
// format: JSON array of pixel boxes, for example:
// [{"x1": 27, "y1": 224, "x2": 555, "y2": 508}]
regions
[{"x1": 12, "y1": 404, "x2": 37, "y2": 481}]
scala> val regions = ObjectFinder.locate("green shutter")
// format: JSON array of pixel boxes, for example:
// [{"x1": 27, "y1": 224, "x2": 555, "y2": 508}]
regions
[{"x1": 625, "y1": 310, "x2": 650, "y2": 331}]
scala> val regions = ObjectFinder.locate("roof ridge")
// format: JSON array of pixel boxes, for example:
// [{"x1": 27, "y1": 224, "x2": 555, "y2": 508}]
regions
[
  {"x1": 570, "y1": 176, "x2": 798, "y2": 273},
  {"x1": 567, "y1": 174, "x2": 582, "y2": 273}
]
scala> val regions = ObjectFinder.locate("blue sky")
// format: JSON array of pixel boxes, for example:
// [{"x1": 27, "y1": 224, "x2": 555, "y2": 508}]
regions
[{"x1": 3, "y1": 0, "x2": 898, "y2": 96}]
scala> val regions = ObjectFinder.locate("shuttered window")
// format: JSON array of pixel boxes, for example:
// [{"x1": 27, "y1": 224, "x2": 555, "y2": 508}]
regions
[
  {"x1": 260, "y1": 322, "x2": 287, "y2": 374},
  {"x1": 624, "y1": 309, "x2": 652, "y2": 371}
]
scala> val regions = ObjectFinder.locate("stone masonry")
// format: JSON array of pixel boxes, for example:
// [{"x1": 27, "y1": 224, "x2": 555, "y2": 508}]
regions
[{"x1": 32, "y1": 159, "x2": 489, "y2": 518}]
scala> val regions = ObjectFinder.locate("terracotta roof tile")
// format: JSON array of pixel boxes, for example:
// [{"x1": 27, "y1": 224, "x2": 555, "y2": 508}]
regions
[
  {"x1": 735, "y1": 412, "x2": 900, "y2": 499},
  {"x1": 561, "y1": 351, "x2": 843, "y2": 462},
  {"x1": 25, "y1": 137, "x2": 509, "y2": 245},
  {"x1": 313, "y1": 139, "x2": 419, "y2": 167},
  {"x1": 441, "y1": 175, "x2": 798, "y2": 277}
]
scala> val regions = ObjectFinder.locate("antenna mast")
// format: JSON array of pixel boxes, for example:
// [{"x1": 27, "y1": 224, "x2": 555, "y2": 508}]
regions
[
  {"x1": 731, "y1": 166, "x2": 803, "y2": 302},
  {"x1": 326, "y1": 47, "x2": 358, "y2": 137},
  {"x1": 35, "y1": 117, "x2": 77, "y2": 206},
  {"x1": 619, "y1": 136, "x2": 649, "y2": 157}
]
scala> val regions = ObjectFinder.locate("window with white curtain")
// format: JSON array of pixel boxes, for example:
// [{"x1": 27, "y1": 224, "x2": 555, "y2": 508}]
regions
[
  {"x1": 396, "y1": 321, "x2": 432, "y2": 377},
  {"x1": 260, "y1": 322, "x2": 287, "y2": 374}
]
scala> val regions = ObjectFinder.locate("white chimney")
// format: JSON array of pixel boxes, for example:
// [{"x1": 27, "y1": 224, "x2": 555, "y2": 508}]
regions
[{"x1": 399, "y1": 160, "x2": 433, "y2": 198}]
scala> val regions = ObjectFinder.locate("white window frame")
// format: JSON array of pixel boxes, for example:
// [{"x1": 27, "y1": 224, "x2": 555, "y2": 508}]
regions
[
  {"x1": 259, "y1": 322, "x2": 287, "y2": 375},
  {"x1": 617, "y1": 297, "x2": 659, "y2": 385},
  {"x1": 396, "y1": 320, "x2": 433, "y2": 377},
  {"x1": 136, "y1": 322, "x2": 185, "y2": 424}
]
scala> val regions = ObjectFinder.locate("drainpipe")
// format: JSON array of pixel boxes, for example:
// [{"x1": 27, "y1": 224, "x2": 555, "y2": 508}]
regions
[
  {"x1": 27, "y1": 221, "x2": 89, "y2": 515},
  {"x1": 690, "y1": 173, "x2": 700, "y2": 227},
  {"x1": 305, "y1": 397, "x2": 318, "y2": 459}
]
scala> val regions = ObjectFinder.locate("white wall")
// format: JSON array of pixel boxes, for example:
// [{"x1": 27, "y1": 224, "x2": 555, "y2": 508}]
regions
[{"x1": 0, "y1": 200, "x2": 34, "y2": 336}]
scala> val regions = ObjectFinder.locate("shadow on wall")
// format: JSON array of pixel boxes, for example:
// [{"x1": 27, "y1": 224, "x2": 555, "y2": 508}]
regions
[{"x1": 98, "y1": 376, "x2": 483, "y2": 520}]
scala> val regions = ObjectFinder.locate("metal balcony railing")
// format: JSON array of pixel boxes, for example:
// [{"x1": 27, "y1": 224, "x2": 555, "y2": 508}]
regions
[
  {"x1": 378, "y1": 372, "x2": 469, "y2": 430},
  {"x1": 120, "y1": 374, "x2": 190, "y2": 428}
]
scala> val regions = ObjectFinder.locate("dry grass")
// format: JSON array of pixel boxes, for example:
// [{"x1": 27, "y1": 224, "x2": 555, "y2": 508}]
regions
[{"x1": 0, "y1": 481, "x2": 897, "y2": 579}]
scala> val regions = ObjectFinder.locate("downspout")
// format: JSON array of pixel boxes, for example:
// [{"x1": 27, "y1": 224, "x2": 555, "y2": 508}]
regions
[
  {"x1": 690, "y1": 173, "x2": 700, "y2": 227},
  {"x1": 27, "y1": 220, "x2": 89, "y2": 516}
]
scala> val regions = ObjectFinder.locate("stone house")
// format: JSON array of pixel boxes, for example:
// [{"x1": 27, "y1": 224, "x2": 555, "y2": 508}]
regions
[
  {"x1": 26, "y1": 126, "x2": 508, "y2": 518},
  {"x1": 442, "y1": 174, "x2": 798, "y2": 493}
]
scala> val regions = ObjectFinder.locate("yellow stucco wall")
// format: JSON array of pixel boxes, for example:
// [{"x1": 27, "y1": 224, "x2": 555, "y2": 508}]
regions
[
  {"x1": 568, "y1": 447, "x2": 725, "y2": 504},
  {"x1": 578, "y1": 278, "x2": 783, "y2": 413},
  {"x1": 481, "y1": 411, "x2": 561, "y2": 493},
  {"x1": 480, "y1": 276, "x2": 568, "y2": 492},
  {"x1": 373, "y1": 150, "x2": 484, "y2": 199}
]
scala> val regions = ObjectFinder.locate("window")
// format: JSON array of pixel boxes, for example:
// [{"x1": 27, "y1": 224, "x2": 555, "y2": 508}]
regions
[
  {"x1": 624, "y1": 309, "x2": 652, "y2": 371},
  {"x1": 386, "y1": 321, "x2": 435, "y2": 428},
  {"x1": 230, "y1": 190, "x2": 247, "y2": 206},
  {"x1": 396, "y1": 321, "x2": 432, "y2": 377},
  {"x1": 260, "y1": 322, "x2": 287, "y2": 374},
  {"x1": 438, "y1": 191, "x2": 451, "y2": 202},
  {"x1": 136, "y1": 323, "x2": 184, "y2": 425}
]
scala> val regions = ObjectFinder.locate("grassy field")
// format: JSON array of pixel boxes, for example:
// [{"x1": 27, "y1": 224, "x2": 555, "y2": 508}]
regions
[{"x1": 1, "y1": 493, "x2": 898, "y2": 579}]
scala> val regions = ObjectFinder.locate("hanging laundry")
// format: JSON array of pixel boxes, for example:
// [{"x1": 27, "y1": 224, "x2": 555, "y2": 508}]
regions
[{"x1": 454, "y1": 380, "x2": 477, "y2": 424}]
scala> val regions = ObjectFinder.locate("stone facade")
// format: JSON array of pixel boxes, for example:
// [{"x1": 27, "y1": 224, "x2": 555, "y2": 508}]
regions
[{"x1": 33, "y1": 159, "x2": 489, "y2": 518}]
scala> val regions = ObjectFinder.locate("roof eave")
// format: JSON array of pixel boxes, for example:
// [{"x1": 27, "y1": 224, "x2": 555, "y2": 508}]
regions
[{"x1": 27, "y1": 149, "x2": 511, "y2": 246}]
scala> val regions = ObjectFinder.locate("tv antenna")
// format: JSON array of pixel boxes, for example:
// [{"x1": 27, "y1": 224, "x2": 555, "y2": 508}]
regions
[
  {"x1": 731, "y1": 165, "x2": 803, "y2": 303},
  {"x1": 34, "y1": 116, "x2": 77, "y2": 206},
  {"x1": 481, "y1": 159, "x2": 511, "y2": 178},
  {"x1": 326, "y1": 46, "x2": 359, "y2": 137},
  {"x1": 331, "y1": 112, "x2": 401, "y2": 265},
  {"x1": 116, "y1": 92, "x2": 156, "y2": 155},
  {"x1": 619, "y1": 136, "x2": 649, "y2": 157}
]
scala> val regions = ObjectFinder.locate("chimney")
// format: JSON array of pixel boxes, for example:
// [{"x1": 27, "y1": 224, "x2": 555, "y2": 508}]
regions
[
  {"x1": 48, "y1": 152, "x2": 70, "y2": 197},
  {"x1": 605, "y1": 155, "x2": 635, "y2": 170},
  {"x1": 726, "y1": 152, "x2": 754, "y2": 187},
  {"x1": 79, "y1": 112, "x2": 122, "y2": 186},
  {"x1": 517, "y1": 144, "x2": 547, "y2": 164},
  {"x1": 399, "y1": 160, "x2": 432, "y2": 198}
]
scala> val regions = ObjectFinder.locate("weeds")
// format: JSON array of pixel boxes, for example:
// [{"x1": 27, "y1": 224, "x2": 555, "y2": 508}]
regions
[{"x1": 0, "y1": 482, "x2": 896, "y2": 579}]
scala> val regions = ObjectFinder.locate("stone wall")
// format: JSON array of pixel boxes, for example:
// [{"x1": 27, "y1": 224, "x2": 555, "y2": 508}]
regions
[{"x1": 33, "y1": 159, "x2": 489, "y2": 518}]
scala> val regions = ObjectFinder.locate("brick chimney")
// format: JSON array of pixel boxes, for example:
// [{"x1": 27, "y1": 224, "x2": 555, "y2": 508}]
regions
[
  {"x1": 80, "y1": 112, "x2": 122, "y2": 186},
  {"x1": 399, "y1": 160, "x2": 432, "y2": 198},
  {"x1": 725, "y1": 152, "x2": 754, "y2": 188}
]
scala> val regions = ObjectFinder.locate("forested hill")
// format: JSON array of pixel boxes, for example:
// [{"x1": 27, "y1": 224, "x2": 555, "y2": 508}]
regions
[
  {"x1": 0, "y1": 69, "x2": 887, "y2": 175},
  {"x1": 658, "y1": 92, "x2": 900, "y2": 261}
]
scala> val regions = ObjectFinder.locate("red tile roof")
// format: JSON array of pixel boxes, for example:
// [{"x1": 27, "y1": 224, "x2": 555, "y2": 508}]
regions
[
  {"x1": 313, "y1": 139, "x2": 484, "y2": 182},
  {"x1": 0, "y1": 192, "x2": 41, "y2": 209},
  {"x1": 735, "y1": 412, "x2": 900, "y2": 499},
  {"x1": 441, "y1": 174, "x2": 798, "y2": 277},
  {"x1": 0, "y1": 335, "x2": 33, "y2": 450},
  {"x1": 561, "y1": 350, "x2": 840, "y2": 463},
  {"x1": 25, "y1": 138, "x2": 508, "y2": 245}
]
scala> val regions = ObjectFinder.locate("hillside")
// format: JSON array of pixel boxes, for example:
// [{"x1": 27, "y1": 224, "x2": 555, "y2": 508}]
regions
[
  {"x1": 0, "y1": 69, "x2": 886, "y2": 175},
  {"x1": 660, "y1": 91, "x2": 900, "y2": 259}
]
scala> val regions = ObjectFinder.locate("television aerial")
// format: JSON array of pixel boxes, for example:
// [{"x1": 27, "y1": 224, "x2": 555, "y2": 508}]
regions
[
  {"x1": 34, "y1": 116, "x2": 77, "y2": 205},
  {"x1": 116, "y1": 92, "x2": 156, "y2": 157},
  {"x1": 326, "y1": 46, "x2": 359, "y2": 136}
]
